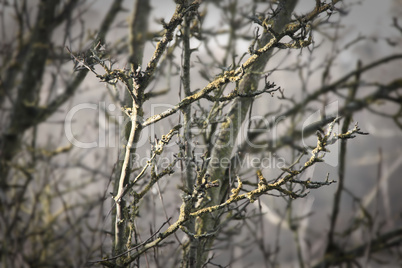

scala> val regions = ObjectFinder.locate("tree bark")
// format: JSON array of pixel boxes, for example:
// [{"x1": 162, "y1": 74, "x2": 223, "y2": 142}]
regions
[{"x1": 192, "y1": 1, "x2": 299, "y2": 266}]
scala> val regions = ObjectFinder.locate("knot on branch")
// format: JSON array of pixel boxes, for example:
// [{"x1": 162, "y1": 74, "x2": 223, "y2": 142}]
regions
[
  {"x1": 130, "y1": 65, "x2": 144, "y2": 83},
  {"x1": 152, "y1": 124, "x2": 182, "y2": 155}
]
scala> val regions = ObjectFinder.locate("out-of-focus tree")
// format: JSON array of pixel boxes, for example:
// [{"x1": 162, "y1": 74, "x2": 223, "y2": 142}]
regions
[{"x1": 0, "y1": 0, "x2": 124, "y2": 266}]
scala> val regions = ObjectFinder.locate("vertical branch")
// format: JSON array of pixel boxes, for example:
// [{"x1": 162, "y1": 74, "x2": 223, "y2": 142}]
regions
[
  {"x1": 128, "y1": 0, "x2": 150, "y2": 71},
  {"x1": 181, "y1": 5, "x2": 197, "y2": 266},
  {"x1": 196, "y1": 2, "x2": 298, "y2": 265},
  {"x1": 325, "y1": 60, "x2": 361, "y2": 254},
  {"x1": 112, "y1": 86, "x2": 146, "y2": 262},
  {"x1": 182, "y1": 4, "x2": 195, "y2": 191},
  {"x1": 113, "y1": 105, "x2": 138, "y2": 256},
  {"x1": 112, "y1": 0, "x2": 150, "y2": 260},
  {"x1": 287, "y1": 196, "x2": 305, "y2": 268}
]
